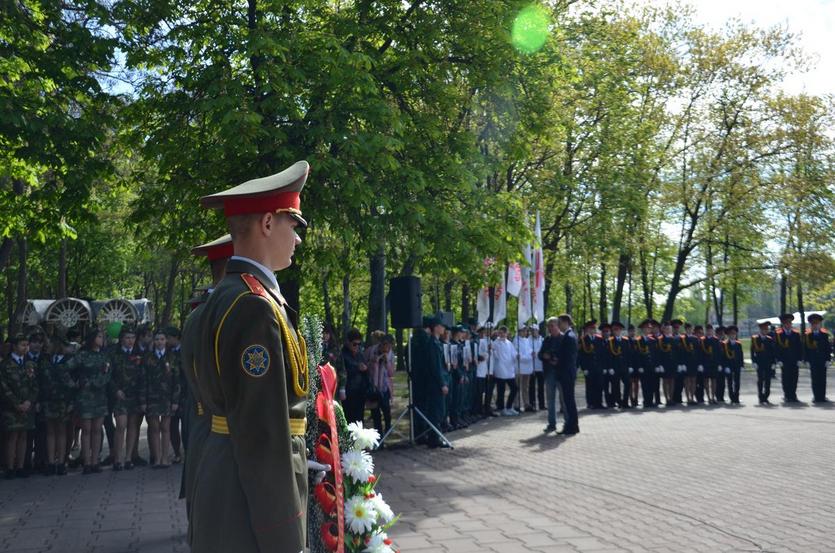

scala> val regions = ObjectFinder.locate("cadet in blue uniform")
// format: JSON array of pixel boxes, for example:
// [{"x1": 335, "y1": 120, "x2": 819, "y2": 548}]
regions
[
  {"x1": 722, "y1": 326, "x2": 744, "y2": 404},
  {"x1": 578, "y1": 320, "x2": 601, "y2": 409},
  {"x1": 751, "y1": 322, "x2": 776, "y2": 405},
  {"x1": 804, "y1": 313, "x2": 831, "y2": 403},
  {"x1": 773, "y1": 313, "x2": 802, "y2": 403}
]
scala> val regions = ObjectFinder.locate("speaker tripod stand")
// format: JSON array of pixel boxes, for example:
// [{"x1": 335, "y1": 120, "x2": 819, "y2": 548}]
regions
[{"x1": 377, "y1": 329, "x2": 453, "y2": 450}]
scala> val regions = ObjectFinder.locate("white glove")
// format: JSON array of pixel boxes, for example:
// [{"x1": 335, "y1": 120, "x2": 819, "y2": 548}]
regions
[
  {"x1": 827, "y1": 361, "x2": 834, "y2": 370},
  {"x1": 307, "y1": 460, "x2": 332, "y2": 485},
  {"x1": 697, "y1": 365, "x2": 704, "y2": 373},
  {"x1": 608, "y1": 368, "x2": 615, "y2": 376},
  {"x1": 628, "y1": 367, "x2": 634, "y2": 374},
  {"x1": 724, "y1": 367, "x2": 731, "y2": 375},
  {"x1": 638, "y1": 368, "x2": 644, "y2": 374},
  {"x1": 583, "y1": 370, "x2": 589, "y2": 376},
  {"x1": 656, "y1": 366, "x2": 663, "y2": 374}
]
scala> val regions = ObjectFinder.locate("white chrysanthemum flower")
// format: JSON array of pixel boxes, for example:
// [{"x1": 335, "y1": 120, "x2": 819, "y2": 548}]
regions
[
  {"x1": 345, "y1": 496, "x2": 377, "y2": 535},
  {"x1": 342, "y1": 450, "x2": 374, "y2": 483},
  {"x1": 348, "y1": 422, "x2": 381, "y2": 451},
  {"x1": 363, "y1": 530, "x2": 395, "y2": 553},
  {"x1": 369, "y1": 493, "x2": 394, "y2": 524}
]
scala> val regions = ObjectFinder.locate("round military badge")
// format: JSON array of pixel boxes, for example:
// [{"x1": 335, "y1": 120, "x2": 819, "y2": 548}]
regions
[{"x1": 241, "y1": 344, "x2": 270, "y2": 377}]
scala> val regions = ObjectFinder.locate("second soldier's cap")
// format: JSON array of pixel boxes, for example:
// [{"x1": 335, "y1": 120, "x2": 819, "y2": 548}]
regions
[
  {"x1": 192, "y1": 234, "x2": 234, "y2": 261},
  {"x1": 611, "y1": 321, "x2": 625, "y2": 329},
  {"x1": 779, "y1": 313, "x2": 794, "y2": 323},
  {"x1": 808, "y1": 313, "x2": 823, "y2": 323},
  {"x1": 583, "y1": 319, "x2": 597, "y2": 329},
  {"x1": 757, "y1": 320, "x2": 771, "y2": 328},
  {"x1": 200, "y1": 161, "x2": 310, "y2": 227}
]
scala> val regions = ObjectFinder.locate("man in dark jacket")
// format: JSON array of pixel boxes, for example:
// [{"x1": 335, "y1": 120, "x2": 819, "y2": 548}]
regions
[{"x1": 546, "y1": 315, "x2": 579, "y2": 435}]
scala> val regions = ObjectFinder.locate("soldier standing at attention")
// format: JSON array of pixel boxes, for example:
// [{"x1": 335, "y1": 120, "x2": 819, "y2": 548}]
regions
[
  {"x1": 578, "y1": 320, "x2": 600, "y2": 409},
  {"x1": 804, "y1": 313, "x2": 831, "y2": 403},
  {"x1": 1, "y1": 335, "x2": 38, "y2": 479},
  {"x1": 773, "y1": 313, "x2": 802, "y2": 403},
  {"x1": 109, "y1": 327, "x2": 145, "y2": 471},
  {"x1": 751, "y1": 322, "x2": 776, "y2": 405},
  {"x1": 723, "y1": 326, "x2": 744, "y2": 405},
  {"x1": 179, "y1": 234, "x2": 233, "y2": 544},
  {"x1": 143, "y1": 329, "x2": 179, "y2": 468},
  {"x1": 714, "y1": 326, "x2": 728, "y2": 403},
  {"x1": 165, "y1": 327, "x2": 184, "y2": 464},
  {"x1": 191, "y1": 161, "x2": 315, "y2": 553}
]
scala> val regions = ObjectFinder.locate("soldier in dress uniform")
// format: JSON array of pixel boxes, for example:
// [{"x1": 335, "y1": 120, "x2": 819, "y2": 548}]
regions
[
  {"x1": 751, "y1": 321, "x2": 776, "y2": 405},
  {"x1": 180, "y1": 234, "x2": 233, "y2": 544},
  {"x1": 701, "y1": 325, "x2": 720, "y2": 404},
  {"x1": 656, "y1": 322, "x2": 677, "y2": 406},
  {"x1": 682, "y1": 323, "x2": 700, "y2": 405},
  {"x1": 596, "y1": 323, "x2": 615, "y2": 408},
  {"x1": 722, "y1": 326, "x2": 744, "y2": 404},
  {"x1": 714, "y1": 326, "x2": 728, "y2": 402},
  {"x1": 191, "y1": 161, "x2": 315, "y2": 553},
  {"x1": 635, "y1": 320, "x2": 655, "y2": 408},
  {"x1": 578, "y1": 320, "x2": 601, "y2": 409},
  {"x1": 773, "y1": 313, "x2": 802, "y2": 403},
  {"x1": 670, "y1": 319, "x2": 686, "y2": 405},
  {"x1": 608, "y1": 322, "x2": 629, "y2": 408},
  {"x1": 804, "y1": 313, "x2": 832, "y2": 403}
]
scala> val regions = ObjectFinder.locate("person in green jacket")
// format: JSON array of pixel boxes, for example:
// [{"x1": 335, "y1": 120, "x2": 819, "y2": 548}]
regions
[
  {"x1": 1, "y1": 334, "x2": 39, "y2": 478},
  {"x1": 144, "y1": 330, "x2": 180, "y2": 468},
  {"x1": 109, "y1": 327, "x2": 145, "y2": 470},
  {"x1": 70, "y1": 330, "x2": 111, "y2": 474},
  {"x1": 42, "y1": 338, "x2": 77, "y2": 475}
]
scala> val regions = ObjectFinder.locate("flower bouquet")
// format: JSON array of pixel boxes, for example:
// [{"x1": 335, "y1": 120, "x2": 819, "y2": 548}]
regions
[{"x1": 302, "y1": 315, "x2": 399, "y2": 553}]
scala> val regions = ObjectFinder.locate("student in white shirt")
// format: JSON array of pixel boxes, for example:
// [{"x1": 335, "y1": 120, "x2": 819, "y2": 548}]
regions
[
  {"x1": 490, "y1": 326, "x2": 518, "y2": 416},
  {"x1": 529, "y1": 326, "x2": 545, "y2": 411}
]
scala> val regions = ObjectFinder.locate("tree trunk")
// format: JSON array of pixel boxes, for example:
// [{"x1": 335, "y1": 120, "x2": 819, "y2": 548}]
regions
[
  {"x1": 367, "y1": 247, "x2": 386, "y2": 335},
  {"x1": 6, "y1": 261, "x2": 15, "y2": 332},
  {"x1": 342, "y1": 272, "x2": 351, "y2": 337},
  {"x1": 639, "y1": 247, "x2": 653, "y2": 320},
  {"x1": 586, "y1": 272, "x2": 594, "y2": 322},
  {"x1": 779, "y1": 273, "x2": 788, "y2": 315},
  {"x1": 160, "y1": 255, "x2": 180, "y2": 326},
  {"x1": 443, "y1": 280, "x2": 453, "y2": 314},
  {"x1": 57, "y1": 239, "x2": 68, "y2": 298},
  {"x1": 598, "y1": 263, "x2": 607, "y2": 323},
  {"x1": 611, "y1": 252, "x2": 629, "y2": 323},
  {"x1": 0, "y1": 238, "x2": 13, "y2": 274},
  {"x1": 797, "y1": 282, "x2": 806, "y2": 334},
  {"x1": 732, "y1": 279, "x2": 739, "y2": 326},
  {"x1": 460, "y1": 284, "x2": 470, "y2": 325},
  {"x1": 564, "y1": 282, "x2": 573, "y2": 316},
  {"x1": 12, "y1": 238, "x2": 28, "y2": 333},
  {"x1": 543, "y1": 258, "x2": 554, "y2": 317}
]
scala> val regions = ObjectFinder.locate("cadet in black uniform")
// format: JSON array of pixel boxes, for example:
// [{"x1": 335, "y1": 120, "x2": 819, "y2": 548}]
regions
[
  {"x1": 596, "y1": 323, "x2": 615, "y2": 408},
  {"x1": 636, "y1": 320, "x2": 655, "y2": 408},
  {"x1": 578, "y1": 321, "x2": 601, "y2": 409},
  {"x1": 627, "y1": 324, "x2": 641, "y2": 407},
  {"x1": 714, "y1": 326, "x2": 728, "y2": 402},
  {"x1": 773, "y1": 313, "x2": 802, "y2": 403},
  {"x1": 804, "y1": 313, "x2": 832, "y2": 403},
  {"x1": 608, "y1": 322, "x2": 629, "y2": 408},
  {"x1": 751, "y1": 321, "x2": 776, "y2": 405},
  {"x1": 682, "y1": 323, "x2": 700, "y2": 405},
  {"x1": 723, "y1": 326, "x2": 744, "y2": 404},
  {"x1": 701, "y1": 325, "x2": 720, "y2": 404},
  {"x1": 656, "y1": 322, "x2": 677, "y2": 406}
]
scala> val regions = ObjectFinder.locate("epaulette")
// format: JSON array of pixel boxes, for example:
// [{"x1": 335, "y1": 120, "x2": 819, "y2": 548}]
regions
[{"x1": 241, "y1": 273, "x2": 269, "y2": 299}]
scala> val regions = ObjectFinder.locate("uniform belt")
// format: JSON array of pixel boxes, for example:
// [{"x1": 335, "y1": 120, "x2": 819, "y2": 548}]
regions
[{"x1": 211, "y1": 415, "x2": 306, "y2": 436}]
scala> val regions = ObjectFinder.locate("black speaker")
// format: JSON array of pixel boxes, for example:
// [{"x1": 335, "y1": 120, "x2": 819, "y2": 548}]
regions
[{"x1": 390, "y1": 276, "x2": 422, "y2": 328}]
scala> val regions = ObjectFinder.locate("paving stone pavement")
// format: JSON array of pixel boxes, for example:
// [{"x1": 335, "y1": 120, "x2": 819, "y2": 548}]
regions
[{"x1": 0, "y1": 370, "x2": 832, "y2": 553}]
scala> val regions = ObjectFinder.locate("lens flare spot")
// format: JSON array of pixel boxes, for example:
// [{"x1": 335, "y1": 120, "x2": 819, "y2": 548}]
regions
[{"x1": 512, "y1": 4, "x2": 551, "y2": 54}]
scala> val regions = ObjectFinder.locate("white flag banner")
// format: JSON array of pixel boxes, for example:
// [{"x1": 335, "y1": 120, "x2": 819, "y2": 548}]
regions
[
  {"x1": 506, "y1": 262, "x2": 522, "y2": 297},
  {"x1": 532, "y1": 211, "x2": 545, "y2": 322},
  {"x1": 493, "y1": 276, "x2": 507, "y2": 326},
  {"x1": 477, "y1": 286, "x2": 491, "y2": 327},
  {"x1": 518, "y1": 244, "x2": 532, "y2": 324}
]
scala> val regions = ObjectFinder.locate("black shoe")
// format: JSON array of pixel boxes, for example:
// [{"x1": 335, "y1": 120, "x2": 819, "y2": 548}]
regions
[
  {"x1": 557, "y1": 428, "x2": 579, "y2": 436},
  {"x1": 543, "y1": 425, "x2": 557, "y2": 433},
  {"x1": 82, "y1": 465, "x2": 92, "y2": 475},
  {"x1": 56, "y1": 463, "x2": 67, "y2": 476},
  {"x1": 123, "y1": 462, "x2": 134, "y2": 471},
  {"x1": 92, "y1": 464, "x2": 102, "y2": 474},
  {"x1": 113, "y1": 463, "x2": 123, "y2": 472},
  {"x1": 131, "y1": 456, "x2": 148, "y2": 467},
  {"x1": 428, "y1": 441, "x2": 451, "y2": 449}
]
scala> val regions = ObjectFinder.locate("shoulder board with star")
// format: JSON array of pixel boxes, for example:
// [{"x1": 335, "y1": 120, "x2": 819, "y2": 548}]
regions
[{"x1": 241, "y1": 273, "x2": 269, "y2": 299}]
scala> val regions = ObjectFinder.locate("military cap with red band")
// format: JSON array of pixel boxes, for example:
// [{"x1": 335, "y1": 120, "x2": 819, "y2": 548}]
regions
[
  {"x1": 199, "y1": 160, "x2": 309, "y2": 228},
  {"x1": 192, "y1": 234, "x2": 234, "y2": 261}
]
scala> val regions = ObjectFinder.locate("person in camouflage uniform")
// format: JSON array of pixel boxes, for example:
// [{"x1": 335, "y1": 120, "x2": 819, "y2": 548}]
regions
[
  {"x1": 69, "y1": 330, "x2": 111, "y2": 474},
  {"x1": 2, "y1": 334, "x2": 39, "y2": 478},
  {"x1": 109, "y1": 327, "x2": 145, "y2": 471},
  {"x1": 164, "y1": 327, "x2": 184, "y2": 464},
  {"x1": 41, "y1": 338, "x2": 77, "y2": 475},
  {"x1": 144, "y1": 330, "x2": 180, "y2": 468}
]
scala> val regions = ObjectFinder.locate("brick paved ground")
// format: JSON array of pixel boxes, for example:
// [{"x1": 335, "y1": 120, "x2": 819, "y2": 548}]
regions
[{"x1": 1, "y1": 370, "x2": 832, "y2": 553}]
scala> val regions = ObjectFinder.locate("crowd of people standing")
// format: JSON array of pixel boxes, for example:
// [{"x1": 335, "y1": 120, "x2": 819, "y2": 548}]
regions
[{"x1": 0, "y1": 324, "x2": 185, "y2": 479}]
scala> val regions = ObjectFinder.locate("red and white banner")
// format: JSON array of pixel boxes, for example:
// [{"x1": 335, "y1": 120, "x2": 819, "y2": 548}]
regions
[
  {"x1": 493, "y1": 276, "x2": 507, "y2": 326},
  {"x1": 518, "y1": 244, "x2": 532, "y2": 325},
  {"x1": 507, "y1": 262, "x2": 522, "y2": 297},
  {"x1": 477, "y1": 286, "x2": 491, "y2": 327}
]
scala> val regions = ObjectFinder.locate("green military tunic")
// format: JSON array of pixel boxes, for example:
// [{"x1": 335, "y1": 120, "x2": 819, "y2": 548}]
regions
[
  {"x1": 109, "y1": 347, "x2": 146, "y2": 416},
  {"x1": 191, "y1": 258, "x2": 308, "y2": 553},
  {"x1": 144, "y1": 349, "x2": 180, "y2": 417},
  {"x1": 0, "y1": 355, "x2": 39, "y2": 431},
  {"x1": 69, "y1": 350, "x2": 111, "y2": 419},
  {"x1": 180, "y1": 292, "x2": 212, "y2": 544},
  {"x1": 39, "y1": 354, "x2": 77, "y2": 421}
]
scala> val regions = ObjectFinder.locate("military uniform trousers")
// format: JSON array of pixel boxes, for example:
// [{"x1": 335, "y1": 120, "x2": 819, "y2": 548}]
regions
[
  {"x1": 191, "y1": 427, "x2": 307, "y2": 553},
  {"x1": 810, "y1": 363, "x2": 828, "y2": 402},
  {"x1": 184, "y1": 406, "x2": 211, "y2": 546}
]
